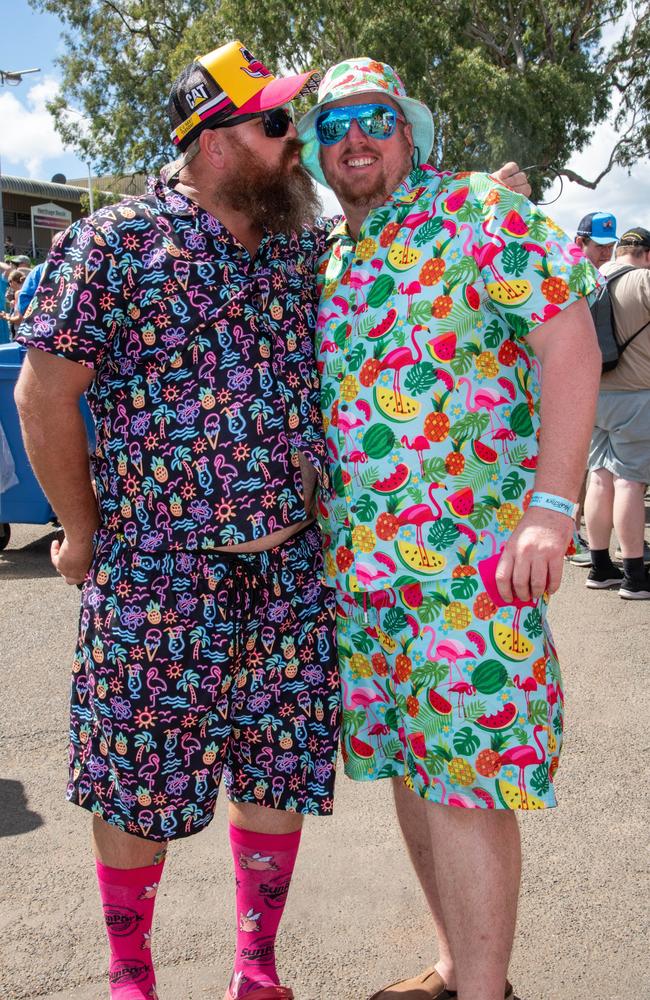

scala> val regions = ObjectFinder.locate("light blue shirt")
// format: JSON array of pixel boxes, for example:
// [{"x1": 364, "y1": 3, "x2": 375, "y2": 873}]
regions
[{"x1": 18, "y1": 263, "x2": 46, "y2": 315}]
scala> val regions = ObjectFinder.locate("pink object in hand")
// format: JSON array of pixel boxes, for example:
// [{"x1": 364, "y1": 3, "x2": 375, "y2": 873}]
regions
[{"x1": 478, "y1": 549, "x2": 536, "y2": 609}]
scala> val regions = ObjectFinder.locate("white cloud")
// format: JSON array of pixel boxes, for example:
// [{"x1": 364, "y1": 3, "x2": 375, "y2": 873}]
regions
[{"x1": 0, "y1": 75, "x2": 67, "y2": 177}]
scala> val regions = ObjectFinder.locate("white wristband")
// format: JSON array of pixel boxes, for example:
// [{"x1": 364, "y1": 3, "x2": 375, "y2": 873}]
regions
[{"x1": 528, "y1": 492, "x2": 576, "y2": 519}]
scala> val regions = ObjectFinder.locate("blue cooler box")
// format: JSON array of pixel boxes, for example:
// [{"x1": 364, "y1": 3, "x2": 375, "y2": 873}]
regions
[{"x1": 0, "y1": 342, "x2": 95, "y2": 526}]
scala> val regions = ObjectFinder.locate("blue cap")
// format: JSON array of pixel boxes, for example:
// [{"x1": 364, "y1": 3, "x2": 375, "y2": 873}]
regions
[{"x1": 576, "y1": 212, "x2": 618, "y2": 245}]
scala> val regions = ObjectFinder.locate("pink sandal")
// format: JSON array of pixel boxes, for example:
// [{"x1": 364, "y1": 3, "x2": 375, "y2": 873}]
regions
[{"x1": 223, "y1": 987, "x2": 294, "y2": 1000}]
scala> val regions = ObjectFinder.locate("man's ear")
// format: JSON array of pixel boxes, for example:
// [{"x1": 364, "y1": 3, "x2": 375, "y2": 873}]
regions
[
  {"x1": 199, "y1": 128, "x2": 226, "y2": 172},
  {"x1": 575, "y1": 235, "x2": 587, "y2": 250}
]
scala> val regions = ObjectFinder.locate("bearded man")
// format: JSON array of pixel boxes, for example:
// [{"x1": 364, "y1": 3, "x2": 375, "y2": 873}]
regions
[{"x1": 15, "y1": 41, "x2": 338, "y2": 1000}]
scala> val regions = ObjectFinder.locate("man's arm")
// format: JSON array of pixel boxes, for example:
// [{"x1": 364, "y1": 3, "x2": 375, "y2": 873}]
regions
[
  {"x1": 15, "y1": 349, "x2": 99, "y2": 584},
  {"x1": 495, "y1": 297, "x2": 601, "y2": 602}
]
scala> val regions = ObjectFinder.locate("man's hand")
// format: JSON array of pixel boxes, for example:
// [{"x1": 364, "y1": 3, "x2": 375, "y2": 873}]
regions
[
  {"x1": 495, "y1": 507, "x2": 574, "y2": 604},
  {"x1": 492, "y1": 161, "x2": 531, "y2": 198},
  {"x1": 51, "y1": 530, "x2": 96, "y2": 585}
]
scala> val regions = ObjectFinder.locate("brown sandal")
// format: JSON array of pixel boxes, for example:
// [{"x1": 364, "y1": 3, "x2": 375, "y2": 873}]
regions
[{"x1": 368, "y1": 967, "x2": 514, "y2": 1000}]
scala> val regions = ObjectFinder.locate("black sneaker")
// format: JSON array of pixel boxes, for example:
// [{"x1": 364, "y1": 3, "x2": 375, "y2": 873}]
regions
[
  {"x1": 620, "y1": 574, "x2": 650, "y2": 600},
  {"x1": 586, "y1": 565, "x2": 624, "y2": 589}
]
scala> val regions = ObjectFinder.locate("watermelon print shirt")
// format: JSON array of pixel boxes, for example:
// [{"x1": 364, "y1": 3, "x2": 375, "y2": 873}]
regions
[
  {"x1": 17, "y1": 179, "x2": 331, "y2": 551},
  {"x1": 315, "y1": 164, "x2": 599, "y2": 593}
]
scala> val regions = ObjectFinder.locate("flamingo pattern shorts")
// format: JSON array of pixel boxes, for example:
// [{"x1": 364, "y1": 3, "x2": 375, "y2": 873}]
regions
[
  {"x1": 68, "y1": 524, "x2": 340, "y2": 841},
  {"x1": 337, "y1": 580, "x2": 563, "y2": 809}
]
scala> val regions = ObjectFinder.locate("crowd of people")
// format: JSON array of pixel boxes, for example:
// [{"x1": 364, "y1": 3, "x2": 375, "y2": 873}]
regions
[
  {"x1": 566, "y1": 212, "x2": 650, "y2": 599},
  {"x1": 0, "y1": 254, "x2": 45, "y2": 341},
  {"x1": 8, "y1": 38, "x2": 649, "y2": 1000}
]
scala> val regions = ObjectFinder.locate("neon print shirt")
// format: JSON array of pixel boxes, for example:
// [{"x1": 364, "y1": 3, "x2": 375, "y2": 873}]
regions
[
  {"x1": 17, "y1": 179, "x2": 331, "y2": 550},
  {"x1": 315, "y1": 165, "x2": 599, "y2": 593}
]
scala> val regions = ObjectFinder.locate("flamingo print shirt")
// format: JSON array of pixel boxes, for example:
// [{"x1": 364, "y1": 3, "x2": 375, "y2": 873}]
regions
[
  {"x1": 17, "y1": 178, "x2": 331, "y2": 550},
  {"x1": 315, "y1": 164, "x2": 599, "y2": 593}
]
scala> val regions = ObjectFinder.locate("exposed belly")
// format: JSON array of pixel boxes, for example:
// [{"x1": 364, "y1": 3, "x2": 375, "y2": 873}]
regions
[{"x1": 214, "y1": 452, "x2": 318, "y2": 553}]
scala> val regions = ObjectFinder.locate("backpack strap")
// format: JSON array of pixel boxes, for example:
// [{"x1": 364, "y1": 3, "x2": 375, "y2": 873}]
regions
[{"x1": 605, "y1": 264, "x2": 650, "y2": 354}]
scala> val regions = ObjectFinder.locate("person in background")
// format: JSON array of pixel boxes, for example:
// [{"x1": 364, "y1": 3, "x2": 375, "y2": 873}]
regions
[
  {"x1": 575, "y1": 211, "x2": 618, "y2": 269},
  {"x1": 583, "y1": 226, "x2": 650, "y2": 598},
  {"x1": 0, "y1": 269, "x2": 28, "y2": 336},
  {"x1": 17, "y1": 262, "x2": 47, "y2": 318},
  {"x1": 566, "y1": 210, "x2": 619, "y2": 563}
]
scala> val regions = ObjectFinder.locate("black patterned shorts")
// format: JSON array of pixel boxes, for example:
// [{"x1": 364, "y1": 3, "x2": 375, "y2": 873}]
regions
[{"x1": 68, "y1": 523, "x2": 340, "y2": 840}]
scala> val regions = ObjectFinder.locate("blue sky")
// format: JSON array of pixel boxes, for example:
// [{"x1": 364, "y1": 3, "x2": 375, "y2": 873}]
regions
[{"x1": 2, "y1": 0, "x2": 649, "y2": 236}]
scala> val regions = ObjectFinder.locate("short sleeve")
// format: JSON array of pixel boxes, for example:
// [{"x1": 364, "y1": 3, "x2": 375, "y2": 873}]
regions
[
  {"x1": 467, "y1": 172, "x2": 599, "y2": 339},
  {"x1": 16, "y1": 217, "x2": 127, "y2": 369}
]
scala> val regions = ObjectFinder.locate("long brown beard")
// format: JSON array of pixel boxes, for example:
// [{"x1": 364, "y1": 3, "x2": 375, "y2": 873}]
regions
[{"x1": 219, "y1": 136, "x2": 320, "y2": 233}]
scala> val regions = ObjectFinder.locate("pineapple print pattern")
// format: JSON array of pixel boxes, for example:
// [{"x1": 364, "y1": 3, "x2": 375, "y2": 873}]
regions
[
  {"x1": 67, "y1": 526, "x2": 339, "y2": 840},
  {"x1": 315, "y1": 164, "x2": 599, "y2": 594},
  {"x1": 18, "y1": 178, "x2": 334, "y2": 550}
]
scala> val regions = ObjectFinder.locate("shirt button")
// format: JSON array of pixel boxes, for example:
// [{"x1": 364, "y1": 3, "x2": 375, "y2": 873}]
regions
[
  {"x1": 344, "y1": 353, "x2": 352, "y2": 362},
  {"x1": 340, "y1": 403, "x2": 349, "y2": 411},
  {"x1": 354, "y1": 258, "x2": 363, "y2": 266},
  {"x1": 350, "y1": 504, "x2": 357, "y2": 513},
  {"x1": 342, "y1": 454, "x2": 348, "y2": 462}
]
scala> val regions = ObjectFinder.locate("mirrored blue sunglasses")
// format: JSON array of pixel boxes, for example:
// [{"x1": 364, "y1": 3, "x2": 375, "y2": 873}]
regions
[{"x1": 315, "y1": 103, "x2": 405, "y2": 145}]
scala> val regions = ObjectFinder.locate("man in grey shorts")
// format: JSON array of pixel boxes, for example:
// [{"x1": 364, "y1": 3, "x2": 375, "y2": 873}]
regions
[{"x1": 584, "y1": 225, "x2": 650, "y2": 599}]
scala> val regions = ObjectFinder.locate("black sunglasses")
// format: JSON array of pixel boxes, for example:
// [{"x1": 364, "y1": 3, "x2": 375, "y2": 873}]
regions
[{"x1": 217, "y1": 105, "x2": 295, "y2": 139}]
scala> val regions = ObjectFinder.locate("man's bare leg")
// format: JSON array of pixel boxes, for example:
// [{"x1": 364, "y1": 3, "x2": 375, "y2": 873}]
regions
[
  {"x1": 392, "y1": 778, "x2": 456, "y2": 989},
  {"x1": 229, "y1": 801, "x2": 304, "y2": 833},
  {"x1": 426, "y1": 804, "x2": 520, "y2": 1000},
  {"x1": 612, "y1": 476, "x2": 646, "y2": 557},
  {"x1": 93, "y1": 814, "x2": 167, "y2": 866},
  {"x1": 584, "y1": 467, "x2": 615, "y2": 549}
]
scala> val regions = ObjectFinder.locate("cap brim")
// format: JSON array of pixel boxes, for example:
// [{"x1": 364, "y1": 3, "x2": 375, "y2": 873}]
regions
[
  {"x1": 233, "y1": 70, "x2": 320, "y2": 116},
  {"x1": 590, "y1": 236, "x2": 617, "y2": 245}
]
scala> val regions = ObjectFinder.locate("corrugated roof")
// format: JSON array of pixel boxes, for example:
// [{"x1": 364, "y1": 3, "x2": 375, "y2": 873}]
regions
[{"x1": 0, "y1": 174, "x2": 91, "y2": 202}]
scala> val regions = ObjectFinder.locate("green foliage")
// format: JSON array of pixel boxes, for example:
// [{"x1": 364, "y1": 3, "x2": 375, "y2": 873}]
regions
[
  {"x1": 501, "y1": 470, "x2": 526, "y2": 500},
  {"x1": 411, "y1": 659, "x2": 449, "y2": 689},
  {"x1": 409, "y1": 300, "x2": 435, "y2": 326},
  {"x1": 405, "y1": 361, "x2": 438, "y2": 395},
  {"x1": 501, "y1": 242, "x2": 529, "y2": 277},
  {"x1": 383, "y1": 607, "x2": 408, "y2": 634},
  {"x1": 351, "y1": 630, "x2": 374, "y2": 654},
  {"x1": 524, "y1": 607, "x2": 543, "y2": 637},
  {"x1": 451, "y1": 575, "x2": 479, "y2": 599},
  {"x1": 33, "y1": 0, "x2": 650, "y2": 192},
  {"x1": 453, "y1": 726, "x2": 481, "y2": 756},
  {"x1": 418, "y1": 592, "x2": 447, "y2": 623},
  {"x1": 413, "y1": 217, "x2": 444, "y2": 245},
  {"x1": 353, "y1": 494, "x2": 379, "y2": 522},
  {"x1": 530, "y1": 762, "x2": 550, "y2": 795},
  {"x1": 484, "y1": 320, "x2": 503, "y2": 349},
  {"x1": 422, "y1": 456, "x2": 447, "y2": 482},
  {"x1": 527, "y1": 698, "x2": 548, "y2": 726},
  {"x1": 427, "y1": 516, "x2": 460, "y2": 549}
]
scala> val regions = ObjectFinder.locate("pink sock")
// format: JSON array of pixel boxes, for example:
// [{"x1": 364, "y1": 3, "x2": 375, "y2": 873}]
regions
[
  {"x1": 228, "y1": 824, "x2": 302, "y2": 999},
  {"x1": 96, "y1": 858, "x2": 165, "y2": 999}
]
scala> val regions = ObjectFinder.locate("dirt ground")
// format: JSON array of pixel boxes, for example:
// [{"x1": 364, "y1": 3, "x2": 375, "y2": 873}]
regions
[{"x1": 1, "y1": 521, "x2": 648, "y2": 1000}]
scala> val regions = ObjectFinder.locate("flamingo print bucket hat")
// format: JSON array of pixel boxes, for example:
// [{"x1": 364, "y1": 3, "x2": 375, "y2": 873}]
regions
[{"x1": 298, "y1": 57, "x2": 434, "y2": 189}]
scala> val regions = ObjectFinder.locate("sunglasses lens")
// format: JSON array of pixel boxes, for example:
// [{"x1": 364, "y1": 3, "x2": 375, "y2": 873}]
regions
[
  {"x1": 263, "y1": 106, "x2": 293, "y2": 138},
  {"x1": 359, "y1": 106, "x2": 397, "y2": 139},
  {"x1": 315, "y1": 110, "x2": 350, "y2": 145}
]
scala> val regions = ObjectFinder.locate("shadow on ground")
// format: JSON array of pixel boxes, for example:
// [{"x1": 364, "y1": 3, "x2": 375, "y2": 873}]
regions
[
  {"x1": 0, "y1": 779, "x2": 44, "y2": 837},
  {"x1": 0, "y1": 528, "x2": 60, "y2": 579}
]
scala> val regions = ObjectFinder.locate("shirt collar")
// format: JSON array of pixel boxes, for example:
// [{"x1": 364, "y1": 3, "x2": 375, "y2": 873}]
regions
[{"x1": 326, "y1": 164, "x2": 443, "y2": 244}]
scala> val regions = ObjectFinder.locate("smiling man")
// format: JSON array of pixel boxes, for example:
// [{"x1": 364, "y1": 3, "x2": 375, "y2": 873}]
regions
[{"x1": 299, "y1": 59, "x2": 602, "y2": 1000}]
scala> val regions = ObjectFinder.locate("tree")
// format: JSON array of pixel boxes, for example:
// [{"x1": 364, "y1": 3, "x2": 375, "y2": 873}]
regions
[{"x1": 32, "y1": 0, "x2": 649, "y2": 196}]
